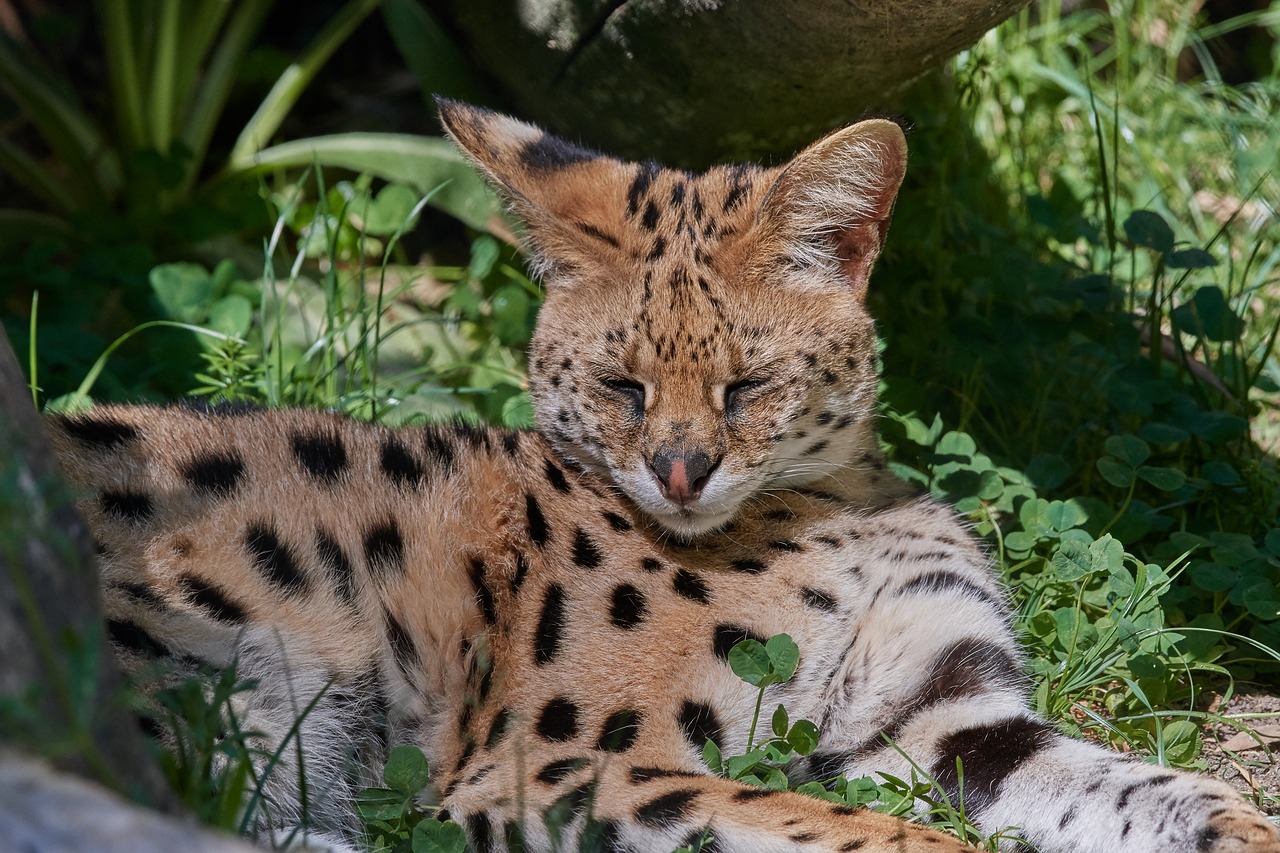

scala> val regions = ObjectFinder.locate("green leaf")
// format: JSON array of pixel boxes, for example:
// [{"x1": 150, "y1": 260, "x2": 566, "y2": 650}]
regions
[
  {"x1": 1138, "y1": 422, "x2": 1190, "y2": 444},
  {"x1": 1003, "y1": 531, "x2": 1040, "y2": 554},
  {"x1": 383, "y1": 744, "x2": 432, "y2": 795},
  {"x1": 1210, "y1": 533, "x2": 1258, "y2": 567},
  {"x1": 765, "y1": 634, "x2": 800, "y2": 683},
  {"x1": 771, "y1": 704, "x2": 789, "y2": 738},
  {"x1": 786, "y1": 720, "x2": 820, "y2": 755},
  {"x1": 230, "y1": 133, "x2": 502, "y2": 233},
  {"x1": 1172, "y1": 286, "x2": 1245, "y2": 343},
  {"x1": 150, "y1": 262, "x2": 213, "y2": 323},
  {"x1": 1159, "y1": 720, "x2": 1202, "y2": 765},
  {"x1": 935, "y1": 431, "x2": 977, "y2": 458},
  {"x1": 1089, "y1": 535, "x2": 1125, "y2": 574},
  {"x1": 1096, "y1": 456, "x2": 1135, "y2": 488},
  {"x1": 1189, "y1": 561, "x2": 1236, "y2": 592},
  {"x1": 1241, "y1": 583, "x2": 1280, "y2": 620},
  {"x1": 1025, "y1": 453, "x2": 1071, "y2": 489},
  {"x1": 1104, "y1": 434, "x2": 1150, "y2": 467},
  {"x1": 1165, "y1": 248, "x2": 1218, "y2": 269},
  {"x1": 1128, "y1": 653, "x2": 1166, "y2": 678},
  {"x1": 1137, "y1": 465, "x2": 1187, "y2": 492},
  {"x1": 902, "y1": 412, "x2": 943, "y2": 447},
  {"x1": 1264, "y1": 529, "x2": 1280, "y2": 556},
  {"x1": 208, "y1": 294, "x2": 253, "y2": 337},
  {"x1": 499, "y1": 391, "x2": 535, "y2": 429},
  {"x1": 381, "y1": 0, "x2": 490, "y2": 102},
  {"x1": 355, "y1": 787, "x2": 406, "y2": 822},
  {"x1": 728, "y1": 640, "x2": 772, "y2": 687},
  {"x1": 412, "y1": 818, "x2": 467, "y2": 853},
  {"x1": 491, "y1": 284, "x2": 533, "y2": 347},
  {"x1": 701, "y1": 739, "x2": 723, "y2": 774},
  {"x1": 726, "y1": 748, "x2": 766, "y2": 780},
  {"x1": 1201, "y1": 461, "x2": 1241, "y2": 486},
  {"x1": 1046, "y1": 500, "x2": 1088, "y2": 532},
  {"x1": 1123, "y1": 210, "x2": 1175, "y2": 252},
  {"x1": 362, "y1": 183, "x2": 422, "y2": 236},
  {"x1": 1052, "y1": 540, "x2": 1093, "y2": 581}
]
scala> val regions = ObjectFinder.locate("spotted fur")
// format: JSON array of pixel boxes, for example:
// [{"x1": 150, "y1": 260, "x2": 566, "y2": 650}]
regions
[{"x1": 45, "y1": 101, "x2": 1278, "y2": 853}]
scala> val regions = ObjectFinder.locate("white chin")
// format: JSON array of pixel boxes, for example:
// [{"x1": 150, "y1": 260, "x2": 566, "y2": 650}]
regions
[{"x1": 645, "y1": 504, "x2": 738, "y2": 540}]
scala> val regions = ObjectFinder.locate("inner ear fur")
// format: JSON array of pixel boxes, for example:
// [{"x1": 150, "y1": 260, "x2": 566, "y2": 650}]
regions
[
  {"x1": 436, "y1": 98, "x2": 633, "y2": 275},
  {"x1": 756, "y1": 119, "x2": 908, "y2": 298}
]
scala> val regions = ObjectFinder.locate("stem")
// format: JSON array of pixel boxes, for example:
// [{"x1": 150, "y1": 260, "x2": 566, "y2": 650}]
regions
[{"x1": 746, "y1": 686, "x2": 764, "y2": 751}]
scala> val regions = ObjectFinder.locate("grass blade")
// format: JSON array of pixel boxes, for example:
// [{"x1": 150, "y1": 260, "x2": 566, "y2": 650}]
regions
[
  {"x1": 96, "y1": 0, "x2": 147, "y2": 151},
  {"x1": 229, "y1": 0, "x2": 380, "y2": 164}
]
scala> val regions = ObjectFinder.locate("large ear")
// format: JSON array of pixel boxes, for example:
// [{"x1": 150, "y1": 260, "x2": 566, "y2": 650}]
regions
[
  {"x1": 436, "y1": 98, "x2": 633, "y2": 275},
  {"x1": 755, "y1": 119, "x2": 907, "y2": 298}
]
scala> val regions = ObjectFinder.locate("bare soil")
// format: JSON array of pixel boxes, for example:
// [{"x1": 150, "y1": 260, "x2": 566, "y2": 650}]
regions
[{"x1": 1202, "y1": 691, "x2": 1280, "y2": 814}]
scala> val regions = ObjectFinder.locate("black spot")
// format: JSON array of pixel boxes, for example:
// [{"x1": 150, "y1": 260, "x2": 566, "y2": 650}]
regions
[
  {"x1": 790, "y1": 832, "x2": 818, "y2": 843},
  {"x1": 641, "y1": 199, "x2": 661, "y2": 231},
  {"x1": 642, "y1": 557, "x2": 663, "y2": 573},
  {"x1": 627, "y1": 161, "x2": 660, "y2": 216},
  {"x1": 114, "y1": 581, "x2": 160, "y2": 607},
  {"x1": 545, "y1": 459, "x2": 571, "y2": 493},
  {"x1": 645, "y1": 236, "x2": 667, "y2": 262},
  {"x1": 834, "y1": 414, "x2": 855, "y2": 430},
  {"x1": 678, "y1": 701, "x2": 722, "y2": 750},
  {"x1": 597, "y1": 708, "x2": 642, "y2": 753},
  {"x1": 603, "y1": 511, "x2": 632, "y2": 532},
  {"x1": 733, "y1": 787, "x2": 775, "y2": 801},
  {"x1": 576, "y1": 222, "x2": 621, "y2": 248},
  {"x1": 315, "y1": 529, "x2": 357, "y2": 605},
  {"x1": 101, "y1": 491, "x2": 154, "y2": 524},
  {"x1": 465, "y1": 812, "x2": 493, "y2": 853},
  {"x1": 801, "y1": 587, "x2": 837, "y2": 611},
  {"x1": 526, "y1": 493, "x2": 549, "y2": 548},
  {"x1": 182, "y1": 452, "x2": 246, "y2": 496},
  {"x1": 1116, "y1": 775, "x2": 1176, "y2": 809},
  {"x1": 712, "y1": 624, "x2": 768, "y2": 661},
  {"x1": 537, "y1": 756, "x2": 589, "y2": 785},
  {"x1": 107, "y1": 619, "x2": 167, "y2": 658},
  {"x1": 673, "y1": 569, "x2": 711, "y2": 603},
  {"x1": 521, "y1": 133, "x2": 599, "y2": 171},
  {"x1": 899, "y1": 570, "x2": 1006, "y2": 612},
  {"x1": 609, "y1": 584, "x2": 647, "y2": 629},
  {"x1": 803, "y1": 440, "x2": 830, "y2": 457},
  {"x1": 723, "y1": 178, "x2": 749, "y2": 213},
  {"x1": 728, "y1": 558, "x2": 766, "y2": 574},
  {"x1": 930, "y1": 717, "x2": 1057, "y2": 816},
  {"x1": 62, "y1": 417, "x2": 138, "y2": 450},
  {"x1": 291, "y1": 431, "x2": 347, "y2": 481},
  {"x1": 242, "y1": 523, "x2": 307, "y2": 595},
  {"x1": 1196, "y1": 827, "x2": 1221, "y2": 852},
  {"x1": 422, "y1": 427, "x2": 455, "y2": 473},
  {"x1": 636, "y1": 788, "x2": 699, "y2": 829},
  {"x1": 363, "y1": 519, "x2": 406, "y2": 583},
  {"x1": 830, "y1": 805, "x2": 857, "y2": 816},
  {"x1": 815, "y1": 411, "x2": 835, "y2": 425},
  {"x1": 467, "y1": 558, "x2": 497, "y2": 625},
  {"x1": 486, "y1": 707, "x2": 512, "y2": 749},
  {"x1": 535, "y1": 584, "x2": 567, "y2": 666},
  {"x1": 179, "y1": 574, "x2": 247, "y2": 623},
  {"x1": 630, "y1": 766, "x2": 700, "y2": 783},
  {"x1": 501, "y1": 431, "x2": 521, "y2": 456},
  {"x1": 385, "y1": 610, "x2": 420, "y2": 675},
  {"x1": 808, "y1": 750, "x2": 854, "y2": 782},
  {"x1": 512, "y1": 553, "x2": 530, "y2": 592},
  {"x1": 380, "y1": 437, "x2": 423, "y2": 488},
  {"x1": 572, "y1": 528, "x2": 602, "y2": 569},
  {"x1": 768, "y1": 540, "x2": 801, "y2": 553},
  {"x1": 536, "y1": 697, "x2": 580, "y2": 742},
  {"x1": 840, "y1": 841, "x2": 867, "y2": 852},
  {"x1": 822, "y1": 369, "x2": 839, "y2": 384},
  {"x1": 1057, "y1": 805, "x2": 1077, "y2": 830}
]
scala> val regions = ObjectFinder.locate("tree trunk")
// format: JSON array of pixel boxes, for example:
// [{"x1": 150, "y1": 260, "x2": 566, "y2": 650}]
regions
[
  {"x1": 426, "y1": 0, "x2": 1029, "y2": 167},
  {"x1": 0, "y1": 323, "x2": 172, "y2": 809}
]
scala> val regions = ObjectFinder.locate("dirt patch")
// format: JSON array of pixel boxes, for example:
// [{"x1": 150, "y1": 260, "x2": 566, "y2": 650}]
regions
[{"x1": 1202, "y1": 691, "x2": 1280, "y2": 813}]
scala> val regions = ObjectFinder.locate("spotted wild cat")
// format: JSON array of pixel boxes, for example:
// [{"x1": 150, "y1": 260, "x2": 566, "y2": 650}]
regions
[{"x1": 46, "y1": 100, "x2": 1279, "y2": 853}]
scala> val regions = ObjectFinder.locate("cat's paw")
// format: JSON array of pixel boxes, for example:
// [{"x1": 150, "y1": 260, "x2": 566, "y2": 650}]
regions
[{"x1": 1193, "y1": 804, "x2": 1280, "y2": 853}]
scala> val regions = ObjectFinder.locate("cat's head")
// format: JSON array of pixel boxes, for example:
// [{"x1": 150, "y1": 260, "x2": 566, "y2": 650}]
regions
[{"x1": 440, "y1": 99, "x2": 906, "y2": 538}]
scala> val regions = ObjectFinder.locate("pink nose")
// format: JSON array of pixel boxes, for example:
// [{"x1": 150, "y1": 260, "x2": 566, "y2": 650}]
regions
[{"x1": 649, "y1": 449, "x2": 719, "y2": 504}]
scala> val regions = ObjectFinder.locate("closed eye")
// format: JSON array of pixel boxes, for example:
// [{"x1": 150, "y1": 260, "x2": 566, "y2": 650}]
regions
[
  {"x1": 600, "y1": 378, "x2": 646, "y2": 410},
  {"x1": 724, "y1": 377, "x2": 768, "y2": 412}
]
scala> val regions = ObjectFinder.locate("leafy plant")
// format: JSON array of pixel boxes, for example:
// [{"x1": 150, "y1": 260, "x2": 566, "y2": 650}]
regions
[
  {"x1": 702, "y1": 634, "x2": 820, "y2": 789},
  {"x1": 356, "y1": 745, "x2": 465, "y2": 853}
]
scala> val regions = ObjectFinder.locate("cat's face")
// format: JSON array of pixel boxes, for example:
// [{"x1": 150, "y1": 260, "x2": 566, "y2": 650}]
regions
[{"x1": 440, "y1": 100, "x2": 906, "y2": 537}]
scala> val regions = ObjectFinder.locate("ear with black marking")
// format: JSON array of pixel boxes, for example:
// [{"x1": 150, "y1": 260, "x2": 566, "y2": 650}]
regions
[
  {"x1": 436, "y1": 98, "x2": 633, "y2": 276},
  {"x1": 756, "y1": 119, "x2": 907, "y2": 298}
]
